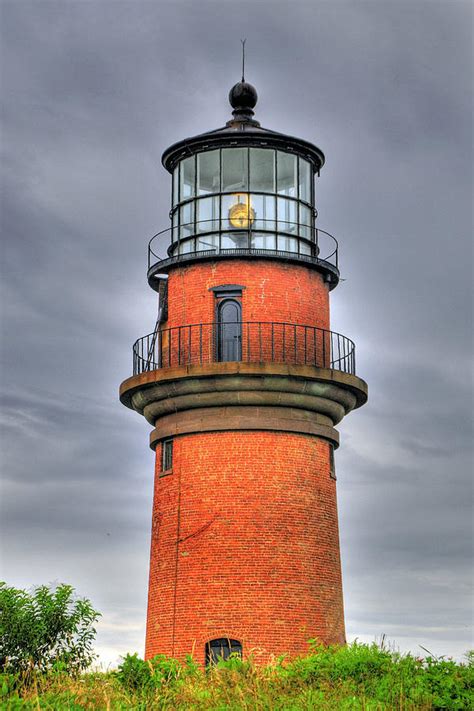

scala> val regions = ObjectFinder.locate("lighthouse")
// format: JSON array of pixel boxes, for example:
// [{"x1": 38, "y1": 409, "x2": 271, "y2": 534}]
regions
[{"x1": 120, "y1": 77, "x2": 368, "y2": 665}]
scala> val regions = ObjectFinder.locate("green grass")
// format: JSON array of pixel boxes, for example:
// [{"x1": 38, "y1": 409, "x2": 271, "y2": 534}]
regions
[{"x1": 1, "y1": 642, "x2": 473, "y2": 710}]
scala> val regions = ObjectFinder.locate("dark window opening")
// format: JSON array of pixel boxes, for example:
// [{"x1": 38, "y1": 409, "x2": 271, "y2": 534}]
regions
[
  {"x1": 329, "y1": 444, "x2": 336, "y2": 480},
  {"x1": 162, "y1": 439, "x2": 173, "y2": 472},
  {"x1": 205, "y1": 638, "x2": 242, "y2": 666}
]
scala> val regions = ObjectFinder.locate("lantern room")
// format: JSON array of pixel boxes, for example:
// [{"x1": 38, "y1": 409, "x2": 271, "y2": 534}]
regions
[{"x1": 147, "y1": 80, "x2": 340, "y2": 291}]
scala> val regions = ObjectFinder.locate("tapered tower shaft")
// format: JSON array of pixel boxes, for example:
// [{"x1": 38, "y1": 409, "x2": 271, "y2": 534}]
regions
[{"x1": 120, "y1": 79, "x2": 367, "y2": 665}]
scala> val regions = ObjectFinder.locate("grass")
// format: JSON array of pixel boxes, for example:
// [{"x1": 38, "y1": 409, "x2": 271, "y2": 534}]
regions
[{"x1": 1, "y1": 642, "x2": 473, "y2": 710}]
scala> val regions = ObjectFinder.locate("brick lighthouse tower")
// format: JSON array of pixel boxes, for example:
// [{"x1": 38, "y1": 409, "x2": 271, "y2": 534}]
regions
[{"x1": 120, "y1": 76, "x2": 367, "y2": 665}]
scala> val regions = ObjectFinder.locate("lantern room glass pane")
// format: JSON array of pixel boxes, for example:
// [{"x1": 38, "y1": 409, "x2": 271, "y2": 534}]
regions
[
  {"x1": 277, "y1": 151, "x2": 297, "y2": 197},
  {"x1": 277, "y1": 197, "x2": 297, "y2": 232},
  {"x1": 222, "y1": 193, "x2": 254, "y2": 229},
  {"x1": 221, "y1": 231, "x2": 249, "y2": 249},
  {"x1": 180, "y1": 238, "x2": 194, "y2": 254},
  {"x1": 173, "y1": 167, "x2": 179, "y2": 206},
  {"x1": 171, "y1": 211, "x2": 178, "y2": 242},
  {"x1": 197, "y1": 150, "x2": 220, "y2": 195},
  {"x1": 298, "y1": 159, "x2": 311, "y2": 203},
  {"x1": 250, "y1": 232, "x2": 276, "y2": 250},
  {"x1": 196, "y1": 196, "x2": 219, "y2": 232},
  {"x1": 249, "y1": 148, "x2": 275, "y2": 192},
  {"x1": 278, "y1": 235, "x2": 298, "y2": 252},
  {"x1": 222, "y1": 148, "x2": 248, "y2": 192},
  {"x1": 299, "y1": 241, "x2": 312, "y2": 255},
  {"x1": 180, "y1": 157, "x2": 195, "y2": 199},
  {"x1": 251, "y1": 194, "x2": 276, "y2": 230},
  {"x1": 196, "y1": 233, "x2": 218, "y2": 252},
  {"x1": 299, "y1": 204, "x2": 312, "y2": 239},
  {"x1": 179, "y1": 202, "x2": 194, "y2": 239}
]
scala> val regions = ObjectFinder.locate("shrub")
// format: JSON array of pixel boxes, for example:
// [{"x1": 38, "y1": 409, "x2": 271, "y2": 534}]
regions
[
  {"x1": 0, "y1": 582, "x2": 100, "y2": 676},
  {"x1": 116, "y1": 652, "x2": 184, "y2": 690}
]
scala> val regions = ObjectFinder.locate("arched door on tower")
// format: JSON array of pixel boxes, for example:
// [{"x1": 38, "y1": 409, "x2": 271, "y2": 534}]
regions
[{"x1": 217, "y1": 298, "x2": 242, "y2": 362}]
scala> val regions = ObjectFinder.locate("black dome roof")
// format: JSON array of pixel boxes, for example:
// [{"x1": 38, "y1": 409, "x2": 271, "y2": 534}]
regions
[{"x1": 161, "y1": 82, "x2": 325, "y2": 174}]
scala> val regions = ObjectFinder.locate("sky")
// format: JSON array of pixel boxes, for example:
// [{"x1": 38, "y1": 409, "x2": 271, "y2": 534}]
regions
[{"x1": 1, "y1": 0, "x2": 472, "y2": 666}]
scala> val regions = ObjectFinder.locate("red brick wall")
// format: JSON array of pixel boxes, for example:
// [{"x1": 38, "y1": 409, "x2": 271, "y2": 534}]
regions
[
  {"x1": 157, "y1": 260, "x2": 331, "y2": 368},
  {"x1": 145, "y1": 431, "x2": 345, "y2": 664},
  {"x1": 165, "y1": 260, "x2": 330, "y2": 330}
]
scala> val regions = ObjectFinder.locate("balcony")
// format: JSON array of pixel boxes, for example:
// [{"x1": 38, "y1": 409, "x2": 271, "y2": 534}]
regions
[
  {"x1": 147, "y1": 222, "x2": 340, "y2": 291},
  {"x1": 132, "y1": 322, "x2": 356, "y2": 377}
]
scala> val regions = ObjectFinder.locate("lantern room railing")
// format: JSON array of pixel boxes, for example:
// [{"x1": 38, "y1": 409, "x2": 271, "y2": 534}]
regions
[
  {"x1": 132, "y1": 322, "x2": 356, "y2": 376},
  {"x1": 147, "y1": 221, "x2": 339, "y2": 276}
]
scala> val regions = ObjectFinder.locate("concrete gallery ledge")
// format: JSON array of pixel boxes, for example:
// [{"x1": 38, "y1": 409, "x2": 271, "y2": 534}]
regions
[{"x1": 119, "y1": 362, "x2": 368, "y2": 450}]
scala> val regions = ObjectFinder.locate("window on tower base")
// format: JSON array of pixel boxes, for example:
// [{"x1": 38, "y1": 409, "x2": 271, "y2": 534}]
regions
[
  {"x1": 162, "y1": 439, "x2": 173, "y2": 472},
  {"x1": 329, "y1": 444, "x2": 337, "y2": 480},
  {"x1": 205, "y1": 638, "x2": 242, "y2": 666}
]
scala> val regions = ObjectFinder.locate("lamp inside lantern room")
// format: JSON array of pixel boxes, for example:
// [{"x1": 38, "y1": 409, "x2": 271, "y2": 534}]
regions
[{"x1": 228, "y1": 193, "x2": 255, "y2": 229}]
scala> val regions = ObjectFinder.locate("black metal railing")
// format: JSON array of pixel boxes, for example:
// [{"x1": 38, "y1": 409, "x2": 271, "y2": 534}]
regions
[
  {"x1": 147, "y1": 221, "x2": 339, "y2": 273},
  {"x1": 132, "y1": 322, "x2": 356, "y2": 376}
]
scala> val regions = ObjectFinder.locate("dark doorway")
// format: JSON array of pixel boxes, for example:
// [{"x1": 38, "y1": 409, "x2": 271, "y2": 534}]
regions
[
  {"x1": 205, "y1": 638, "x2": 243, "y2": 666},
  {"x1": 217, "y1": 299, "x2": 242, "y2": 362}
]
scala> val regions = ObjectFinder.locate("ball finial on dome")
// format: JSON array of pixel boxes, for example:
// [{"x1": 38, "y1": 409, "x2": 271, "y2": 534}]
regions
[{"x1": 229, "y1": 81, "x2": 258, "y2": 111}]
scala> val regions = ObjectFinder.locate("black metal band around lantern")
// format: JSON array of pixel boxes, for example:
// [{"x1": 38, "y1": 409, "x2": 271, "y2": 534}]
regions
[{"x1": 147, "y1": 220, "x2": 339, "y2": 288}]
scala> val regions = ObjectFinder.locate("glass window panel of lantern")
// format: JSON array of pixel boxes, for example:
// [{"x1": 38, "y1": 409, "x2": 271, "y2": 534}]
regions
[
  {"x1": 196, "y1": 196, "x2": 219, "y2": 233},
  {"x1": 220, "y1": 231, "x2": 249, "y2": 250},
  {"x1": 251, "y1": 194, "x2": 275, "y2": 230},
  {"x1": 277, "y1": 235, "x2": 298, "y2": 253},
  {"x1": 277, "y1": 197, "x2": 297, "y2": 232},
  {"x1": 173, "y1": 167, "x2": 179, "y2": 206},
  {"x1": 196, "y1": 233, "x2": 218, "y2": 252},
  {"x1": 299, "y1": 241, "x2": 312, "y2": 255},
  {"x1": 222, "y1": 148, "x2": 248, "y2": 192},
  {"x1": 222, "y1": 193, "x2": 253, "y2": 230},
  {"x1": 298, "y1": 159, "x2": 311, "y2": 203},
  {"x1": 179, "y1": 237, "x2": 195, "y2": 254},
  {"x1": 179, "y1": 202, "x2": 194, "y2": 239},
  {"x1": 277, "y1": 151, "x2": 297, "y2": 197},
  {"x1": 171, "y1": 210, "x2": 178, "y2": 242},
  {"x1": 197, "y1": 150, "x2": 220, "y2": 195},
  {"x1": 249, "y1": 149, "x2": 275, "y2": 192},
  {"x1": 299, "y1": 204, "x2": 312, "y2": 239},
  {"x1": 180, "y1": 156, "x2": 195, "y2": 199},
  {"x1": 250, "y1": 232, "x2": 276, "y2": 250}
]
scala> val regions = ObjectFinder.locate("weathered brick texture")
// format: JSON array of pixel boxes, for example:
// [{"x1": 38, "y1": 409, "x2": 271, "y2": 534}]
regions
[
  {"x1": 165, "y1": 260, "x2": 330, "y2": 330},
  {"x1": 144, "y1": 259, "x2": 344, "y2": 664},
  {"x1": 159, "y1": 260, "x2": 331, "y2": 368},
  {"x1": 145, "y1": 431, "x2": 345, "y2": 665}
]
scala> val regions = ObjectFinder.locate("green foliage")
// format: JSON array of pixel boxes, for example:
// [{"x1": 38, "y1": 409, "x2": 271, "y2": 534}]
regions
[
  {"x1": 0, "y1": 582, "x2": 100, "y2": 676},
  {"x1": 279, "y1": 642, "x2": 474, "y2": 709},
  {"x1": 0, "y1": 641, "x2": 472, "y2": 709},
  {"x1": 213, "y1": 651, "x2": 252, "y2": 674},
  {"x1": 422, "y1": 656, "x2": 474, "y2": 710},
  {"x1": 116, "y1": 652, "x2": 188, "y2": 690}
]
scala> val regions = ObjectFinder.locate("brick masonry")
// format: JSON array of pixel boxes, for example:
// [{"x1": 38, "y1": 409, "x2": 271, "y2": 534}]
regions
[
  {"x1": 145, "y1": 431, "x2": 345, "y2": 665},
  {"x1": 165, "y1": 259, "x2": 330, "y2": 330},
  {"x1": 143, "y1": 259, "x2": 346, "y2": 664}
]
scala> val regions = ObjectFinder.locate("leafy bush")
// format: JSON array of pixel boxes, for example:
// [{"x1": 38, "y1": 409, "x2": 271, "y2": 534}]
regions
[
  {"x1": 280, "y1": 641, "x2": 474, "y2": 708},
  {"x1": 1, "y1": 637, "x2": 473, "y2": 709},
  {"x1": 0, "y1": 582, "x2": 100, "y2": 676},
  {"x1": 116, "y1": 652, "x2": 184, "y2": 690},
  {"x1": 422, "y1": 655, "x2": 474, "y2": 710}
]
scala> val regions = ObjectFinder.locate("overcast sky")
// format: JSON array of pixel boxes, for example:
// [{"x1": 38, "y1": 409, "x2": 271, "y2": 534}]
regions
[{"x1": 1, "y1": 0, "x2": 472, "y2": 666}]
